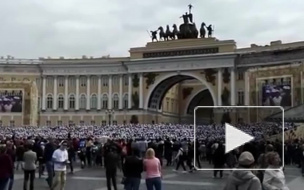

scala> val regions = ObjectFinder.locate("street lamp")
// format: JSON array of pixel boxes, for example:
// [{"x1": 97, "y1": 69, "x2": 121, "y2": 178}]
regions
[{"x1": 105, "y1": 109, "x2": 115, "y2": 125}]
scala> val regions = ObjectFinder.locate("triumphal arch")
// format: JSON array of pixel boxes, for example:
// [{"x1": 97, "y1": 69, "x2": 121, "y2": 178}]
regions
[{"x1": 1, "y1": 6, "x2": 304, "y2": 126}]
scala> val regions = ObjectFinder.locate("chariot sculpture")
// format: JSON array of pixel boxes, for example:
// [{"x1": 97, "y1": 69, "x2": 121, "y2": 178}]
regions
[{"x1": 149, "y1": 4, "x2": 214, "y2": 42}]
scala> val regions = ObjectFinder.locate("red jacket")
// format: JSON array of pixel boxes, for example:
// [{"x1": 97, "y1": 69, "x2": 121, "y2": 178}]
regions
[{"x1": 0, "y1": 153, "x2": 13, "y2": 179}]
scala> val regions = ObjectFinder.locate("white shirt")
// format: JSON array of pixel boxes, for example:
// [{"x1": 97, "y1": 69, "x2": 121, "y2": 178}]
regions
[
  {"x1": 52, "y1": 149, "x2": 68, "y2": 171},
  {"x1": 263, "y1": 168, "x2": 289, "y2": 190}
]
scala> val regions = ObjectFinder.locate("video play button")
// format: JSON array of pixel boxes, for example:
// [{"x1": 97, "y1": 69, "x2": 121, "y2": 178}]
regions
[{"x1": 225, "y1": 123, "x2": 255, "y2": 154}]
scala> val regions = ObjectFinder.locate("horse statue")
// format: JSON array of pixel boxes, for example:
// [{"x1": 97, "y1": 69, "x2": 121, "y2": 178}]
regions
[
  {"x1": 165, "y1": 25, "x2": 175, "y2": 40},
  {"x1": 200, "y1": 22, "x2": 206, "y2": 38},
  {"x1": 158, "y1": 26, "x2": 167, "y2": 41},
  {"x1": 192, "y1": 23, "x2": 199, "y2": 38},
  {"x1": 172, "y1": 24, "x2": 180, "y2": 39}
]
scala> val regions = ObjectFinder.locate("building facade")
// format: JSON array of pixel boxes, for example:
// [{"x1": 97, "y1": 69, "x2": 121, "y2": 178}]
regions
[{"x1": 1, "y1": 38, "x2": 304, "y2": 126}]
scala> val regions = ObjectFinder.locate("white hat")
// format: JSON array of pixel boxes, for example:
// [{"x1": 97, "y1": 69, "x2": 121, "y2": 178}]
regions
[
  {"x1": 283, "y1": 86, "x2": 290, "y2": 90},
  {"x1": 14, "y1": 96, "x2": 20, "y2": 100}
]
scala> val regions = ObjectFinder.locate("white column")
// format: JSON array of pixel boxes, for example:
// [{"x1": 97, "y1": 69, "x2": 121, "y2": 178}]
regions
[
  {"x1": 230, "y1": 68, "x2": 236, "y2": 106},
  {"x1": 139, "y1": 73, "x2": 143, "y2": 108},
  {"x1": 42, "y1": 76, "x2": 46, "y2": 110},
  {"x1": 128, "y1": 74, "x2": 132, "y2": 109},
  {"x1": 108, "y1": 75, "x2": 112, "y2": 109},
  {"x1": 97, "y1": 76, "x2": 101, "y2": 110},
  {"x1": 75, "y1": 76, "x2": 79, "y2": 110},
  {"x1": 64, "y1": 76, "x2": 68, "y2": 110},
  {"x1": 217, "y1": 69, "x2": 222, "y2": 106},
  {"x1": 244, "y1": 71, "x2": 249, "y2": 106},
  {"x1": 119, "y1": 75, "x2": 123, "y2": 109},
  {"x1": 53, "y1": 76, "x2": 57, "y2": 110},
  {"x1": 86, "y1": 76, "x2": 90, "y2": 110}
]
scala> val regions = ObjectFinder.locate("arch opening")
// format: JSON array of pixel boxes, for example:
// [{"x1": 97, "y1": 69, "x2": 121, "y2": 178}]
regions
[
  {"x1": 186, "y1": 89, "x2": 214, "y2": 123},
  {"x1": 147, "y1": 74, "x2": 215, "y2": 116}
]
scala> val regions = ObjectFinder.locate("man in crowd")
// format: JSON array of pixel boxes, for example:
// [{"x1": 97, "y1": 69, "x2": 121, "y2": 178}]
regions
[{"x1": 51, "y1": 141, "x2": 69, "y2": 190}]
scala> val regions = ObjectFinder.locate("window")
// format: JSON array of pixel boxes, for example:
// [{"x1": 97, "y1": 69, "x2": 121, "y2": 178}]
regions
[
  {"x1": 171, "y1": 100, "x2": 174, "y2": 111},
  {"x1": 166, "y1": 98, "x2": 169, "y2": 111},
  {"x1": 36, "y1": 78, "x2": 41, "y2": 86},
  {"x1": 57, "y1": 120, "x2": 62, "y2": 126},
  {"x1": 47, "y1": 77, "x2": 53, "y2": 87},
  {"x1": 80, "y1": 120, "x2": 85, "y2": 126},
  {"x1": 38, "y1": 97, "x2": 41, "y2": 110},
  {"x1": 58, "y1": 95, "x2": 64, "y2": 109},
  {"x1": 69, "y1": 94, "x2": 75, "y2": 109},
  {"x1": 123, "y1": 75, "x2": 128, "y2": 86},
  {"x1": 238, "y1": 90, "x2": 244, "y2": 105},
  {"x1": 46, "y1": 120, "x2": 51, "y2": 126},
  {"x1": 102, "y1": 120, "x2": 107, "y2": 125},
  {"x1": 47, "y1": 94, "x2": 53, "y2": 109},
  {"x1": 112, "y1": 121, "x2": 117, "y2": 125},
  {"x1": 113, "y1": 94, "x2": 119, "y2": 109},
  {"x1": 68, "y1": 120, "x2": 74, "y2": 127},
  {"x1": 123, "y1": 94, "x2": 128, "y2": 109},
  {"x1": 237, "y1": 71, "x2": 244, "y2": 80},
  {"x1": 91, "y1": 120, "x2": 95, "y2": 125},
  {"x1": 69, "y1": 77, "x2": 75, "y2": 87},
  {"x1": 58, "y1": 77, "x2": 64, "y2": 87},
  {"x1": 102, "y1": 76, "x2": 108, "y2": 87},
  {"x1": 90, "y1": 94, "x2": 97, "y2": 109},
  {"x1": 102, "y1": 94, "x2": 108, "y2": 109},
  {"x1": 80, "y1": 76, "x2": 86, "y2": 87},
  {"x1": 9, "y1": 120, "x2": 15, "y2": 127},
  {"x1": 113, "y1": 76, "x2": 119, "y2": 86},
  {"x1": 91, "y1": 76, "x2": 98, "y2": 86},
  {"x1": 80, "y1": 94, "x2": 86, "y2": 109},
  {"x1": 11, "y1": 77, "x2": 16, "y2": 81}
]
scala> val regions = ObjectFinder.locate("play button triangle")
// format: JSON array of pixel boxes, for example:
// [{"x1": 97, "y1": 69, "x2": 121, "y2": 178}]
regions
[{"x1": 225, "y1": 123, "x2": 255, "y2": 154}]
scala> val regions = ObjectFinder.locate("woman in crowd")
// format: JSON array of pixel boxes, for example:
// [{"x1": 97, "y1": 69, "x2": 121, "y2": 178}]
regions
[
  {"x1": 123, "y1": 148, "x2": 143, "y2": 190},
  {"x1": 0, "y1": 145, "x2": 14, "y2": 190},
  {"x1": 144, "y1": 148, "x2": 162, "y2": 190},
  {"x1": 263, "y1": 152, "x2": 289, "y2": 190},
  {"x1": 224, "y1": 151, "x2": 262, "y2": 190}
]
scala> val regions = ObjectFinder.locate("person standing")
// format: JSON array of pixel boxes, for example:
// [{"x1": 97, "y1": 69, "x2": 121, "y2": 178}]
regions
[
  {"x1": 123, "y1": 148, "x2": 143, "y2": 190},
  {"x1": 0, "y1": 145, "x2": 13, "y2": 190},
  {"x1": 104, "y1": 140, "x2": 120, "y2": 190},
  {"x1": 51, "y1": 141, "x2": 69, "y2": 190},
  {"x1": 23, "y1": 144, "x2": 37, "y2": 190},
  {"x1": 44, "y1": 138, "x2": 55, "y2": 188},
  {"x1": 263, "y1": 152, "x2": 289, "y2": 190},
  {"x1": 144, "y1": 148, "x2": 162, "y2": 190},
  {"x1": 224, "y1": 151, "x2": 262, "y2": 190},
  {"x1": 212, "y1": 143, "x2": 225, "y2": 178}
]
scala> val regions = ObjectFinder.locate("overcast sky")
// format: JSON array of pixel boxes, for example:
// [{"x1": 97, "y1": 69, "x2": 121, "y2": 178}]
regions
[{"x1": 0, "y1": 0, "x2": 303, "y2": 58}]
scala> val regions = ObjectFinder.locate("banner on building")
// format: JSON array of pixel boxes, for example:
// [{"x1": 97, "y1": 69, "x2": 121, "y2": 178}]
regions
[
  {"x1": 0, "y1": 89, "x2": 23, "y2": 113},
  {"x1": 261, "y1": 78, "x2": 292, "y2": 107}
]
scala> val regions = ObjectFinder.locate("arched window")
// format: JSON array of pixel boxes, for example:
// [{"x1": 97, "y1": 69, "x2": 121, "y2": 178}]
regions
[
  {"x1": 123, "y1": 94, "x2": 128, "y2": 109},
  {"x1": 80, "y1": 94, "x2": 86, "y2": 109},
  {"x1": 113, "y1": 76, "x2": 119, "y2": 86},
  {"x1": 113, "y1": 94, "x2": 119, "y2": 109},
  {"x1": 69, "y1": 94, "x2": 75, "y2": 109},
  {"x1": 102, "y1": 94, "x2": 108, "y2": 109},
  {"x1": 58, "y1": 95, "x2": 64, "y2": 109},
  {"x1": 91, "y1": 94, "x2": 97, "y2": 109},
  {"x1": 47, "y1": 94, "x2": 53, "y2": 109},
  {"x1": 102, "y1": 76, "x2": 108, "y2": 87}
]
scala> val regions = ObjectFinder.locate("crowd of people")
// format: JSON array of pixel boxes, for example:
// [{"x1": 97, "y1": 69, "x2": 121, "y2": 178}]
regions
[
  {"x1": 0, "y1": 122, "x2": 295, "y2": 141},
  {"x1": 0, "y1": 122, "x2": 302, "y2": 190}
]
